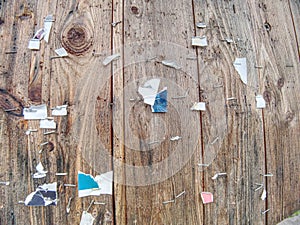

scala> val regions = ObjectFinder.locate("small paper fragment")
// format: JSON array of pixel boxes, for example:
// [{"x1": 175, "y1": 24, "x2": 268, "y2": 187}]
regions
[
  {"x1": 138, "y1": 79, "x2": 160, "y2": 106},
  {"x1": 225, "y1": 38, "x2": 234, "y2": 43},
  {"x1": 55, "y1": 48, "x2": 68, "y2": 57},
  {"x1": 190, "y1": 102, "x2": 206, "y2": 111},
  {"x1": 23, "y1": 104, "x2": 47, "y2": 120},
  {"x1": 40, "y1": 119, "x2": 56, "y2": 129},
  {"x1": 201, "y1": 192, "x2": 213, "y2": 204},
  {"x1": 261, "y1": 189, "x2": 267, "y2": 201},
  {"x1": 151, "y1": 87, "x2": 167, "y2": 113},
  {"x1": 233, "y1": 58, "x2": 247, "y2": 85},
  {"x1": 24, "y1": 182, "x2": 57, "y2": 206},
  {"x1": 44, "y1": 15, "x2": 54, "y2": 43},
  {"x1": 192, "y1": 36, "x2": 208, "y2": 47},
  {"x1": 256, "y1": 95, "x2": 266, "y2": 108},
  {"x1": 170, "y1": 136, "x2": 182, "y2": 141},
  {"x1": 103, "y1": 53, "x2": 120, "y2": 66},
  {"x1": 33, "y1": 28, "x2": 46, "y2": 41},
  {"x1": 52, "y1": 105, "x2": 68, "y2": 116},
  {"x1": 162, "y1": 60, "x2": 181, "y2": 70},
  {"x1": 196, "y1": 22, "x2": 206, "y2": 28},
  {"x1": 28, "y1": 39, "x2": 40, "y2": 50},
  {"x1": 33, "y1": 162, "x2": 48, "y2": 179},
  {"x1": 80, "y1": 211, "x2": 95, "y2": 225}
]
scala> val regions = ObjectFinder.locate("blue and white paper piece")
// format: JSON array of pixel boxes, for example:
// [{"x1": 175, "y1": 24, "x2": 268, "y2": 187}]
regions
[
  {"x1": 151, "y1": 87, "x2": 167, "y2": 113},
  {"x1": 24, "y1": 182, "x2": 57, "y2": 206},
  {"x1": 78, "y1": 171, "x2": 113, "y2": 198},
  {"x1": 138, "y1": 78, "x2": 160, "y2": 106}
]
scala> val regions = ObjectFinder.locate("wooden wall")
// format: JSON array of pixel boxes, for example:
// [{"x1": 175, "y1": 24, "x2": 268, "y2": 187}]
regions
[{"x1": 0, "y1": 0, "x2": 299, "y2": 224}]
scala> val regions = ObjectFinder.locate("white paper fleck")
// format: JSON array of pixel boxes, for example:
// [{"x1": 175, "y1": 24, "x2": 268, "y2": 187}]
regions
[
  {"x1": 103, "y1": 53, "x2": 120, "y2": 66},
  {"x1": 33, "y1": 28, "x2": 46, "y2": 41},
  {"x1": 211, "y1": 172, "x2": 227, "y2": 180},
  {"x1": 190, "y1": 102, "x2": 206, "y2": 111},
  {"x1": 196, "y1": 22, "x2": 207, "y2": 28},
  {"x1": 40, "y1": 119, "x2": 56, "y2": 129},
  {"x1": 192, "y1": 36, "x2": 208, "y2": 47},
  {"x1": 170, "y1": 136, "x2": 182, "y2": 141},
  {"x1": 23, "y1": 104, "x2": 47, "y2": 120},
  {"x1": 256, "y1": 95, "x2": 266, "y2": 108},
  {"x1": 80, "y1": 211, "x2": 95, "y2": 225},
  {"x1": 225, "y1": 38, "x2": 234, "y2": 43},
  {"x1": 54, "y1": 48, "x2": 68, "y2": 57},
  {"x1": 261, "y1": 189, "x2": 267, "y2": 200},
  {"x1": 28, "y1": 39, "x2": 40, "y2": 50},
  {"x1": 233, "y1": 58, "x2": 247, "y2": 85},
  {"x1": 44, "y1": 15, "x2": 54, "y2": 43},
  {"x1": 33, "y1": 162, "x2": 48, "y2": 179},
  {"x1": 162, "y1": 60, "x2": 181, "y2": 70},
  {"x1": 138, "y1": 79, "x2": 160, "y2": 106},
  {"x1": 51, "y1": 105, "x2": 68, "y2": 116}
]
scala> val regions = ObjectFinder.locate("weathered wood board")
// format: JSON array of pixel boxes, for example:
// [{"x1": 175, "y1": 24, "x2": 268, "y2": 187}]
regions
[{"x1": 0, "y1": 0, "x2": 299, "y2": 225}]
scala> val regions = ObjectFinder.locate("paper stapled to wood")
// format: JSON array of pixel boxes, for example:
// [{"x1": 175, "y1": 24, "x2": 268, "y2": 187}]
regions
[
  {"x1": 33, "y1": 162, "x2": 48, "y2": 179},
  {"x1": 55, "y1": 48, "x2": 68, "y2": 57},
  {"x1": 192, "y1": 36, "x2": 208, "y2": 47},
  {"x1": 23, "y1": 104, "x2": 47, "y2": 120},
  {"x1": 51, "y1": 105, "x2": 68, "y2": 116},
  {"x1": 78, "y1": 171, "x2": 113, "y2": 197},
  {"x1": 256, "y1": 95, "x2": 266, "y2": 108},
  {"x1": 190, "y1": 102, "x2": 206, "y2": 111},
  {"x1": 44, "y1": 15, "x2": 54, "y2": 43},
  {"x1": 40, "y1": 119, "x2": 56, "y2": 129},
  {"x1": 24, "y1": 182, "x2": 57, "y2": 206},
  {"x1": 138, "y1": 79, "x2": 160, "y2": 106},
  {"x1": 233, "y1": 58, "x2": 247, "y2": 85},
  {"x1": 80, "y1": 211, "x2": 95, "y2": 225},
  {"x1": 162, "y1": 60, "x2": 181, "y2": 70}
]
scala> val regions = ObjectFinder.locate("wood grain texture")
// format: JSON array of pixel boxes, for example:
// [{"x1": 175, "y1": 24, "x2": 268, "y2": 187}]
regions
[{"x1": 0, "y1": 0, "x2": 299, "y2": 225}]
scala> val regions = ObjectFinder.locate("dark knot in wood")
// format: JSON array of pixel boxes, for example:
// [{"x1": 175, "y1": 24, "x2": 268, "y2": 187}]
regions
[
  {"x1": 62, "y1": 24, "x2": 93, "y2": 56},
  {"x1": 277, "y1": 78, "x2": 284, "y2": 89},
  {"x1": 263, "y1": 90, "x2": 271, "y2": 103},
  {"x1": 0, "y1": 89, "x2": 23, "y2": 117}
]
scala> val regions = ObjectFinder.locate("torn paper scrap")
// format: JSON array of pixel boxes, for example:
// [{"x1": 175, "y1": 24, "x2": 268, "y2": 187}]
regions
[
  {"x1": 196, "y1": 22, "x2": 206, "y2": 28},
  {"x1": 33, "y1": 162, "x2": 48, "y2": 179},
  {"x1": 23, "y1": 104, "x2": 47, "y2": 120},
  {"x1": 256, "y1": 95, "x2": 266, "y2": 108},
  {"x1": 51, "y1": 105, "x2": 68, "y2": 116},
  {"x1": 78, "y1": 171, "x2": 113, "y2": 197},
  {"x1": 261, "y1": 189, "x2": 267, "y2": 201},
  {"x1": 138, "y1": 78, "x2": 160, "y2": 106},
  {"x1": 192, "y1": 36, "x2": 208, "y2": 47},
  {"x1": 28, "y1": 39, "x2": 41, "y2": 50},
  {"x1": 33, "y1": 28, "x2": 47, "y2": 41},
  {"x1": 152, "y1": 87, "x2": 167, "y2": 113},
  {"x1": 190, "y1": 102, "x2": 206, "y2": 111},
  {"x1": 103, "y1": 53, "x2": 120, "y2": 66},
  {"x1": 233, "y1": 58, "x2": 247, "y2": 85},
  {"x1": 201, "y1": 192, "x2": 213, "y2": 204},
  {"x1": 212, "y1": 173, "x2": 227, "y2": 180},
  {"x1": 44, "y1": 15, "x2": 54, "y2": 43},
  {"x1": 40, "y1": 119, "x2": 56, "y2": 129},
  {"x1": 54, "y1": 48, "x2": 68, "y2": 57},
  {"x1": 24, "y1": 182, "x2": 57, "y2": 206},
  {"x1": 170, "y1": 136, "x2": 182, "y2": 141},
  {"x1": 162, "y1": 60, "x2": 181, "y2": 70},
  {"x1": 80, "y1": 211, "x2": 95, "y2": 225}
]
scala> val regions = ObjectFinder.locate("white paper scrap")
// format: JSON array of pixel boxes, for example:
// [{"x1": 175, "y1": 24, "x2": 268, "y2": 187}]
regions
[
  {"x1": 103, "y1": 53, "x2": 120, "y2": 66},
  {"x1": 190, "y1": 102, "x2": 206, "y2": 111},
  {"x1": 256, "y1": 95, "x2": 266, "y2": 108},
  {"x1": 51, "y1": 105, "x2": 68, "y2": 116},
  {"x1": 23, "y1": 104, "x2": 47, "y2": 120},
  {"x1": 44, "y1": 15, "x2": 54, "y2": 43},
  {"x1": 55, "y1": 48, "x2": 68, "y2": 57},
  {"x1": 261, "y1": 189, "x2": 267, "y2": 200},
  {"x1": 33, "y1": 162, "x2": 48, "y2": 179},
  {"x1": 28, "y1": 39, "x2": 40, "y2": 50},
  {"x1": 170, "y1": 136, "x2": 182, "y2": 141},
  {"x1": 40, "y1": 119, "x2": 56, "y2": 129},
  {"x1": 162, "y1": 60, "x2": 181, "y2": 70},
  {"x1": 192, "y1": 36, "x2": 208, "y2": 47},
  {"x1": 80, "y1": 211, "x2": 95, "y2": 225},
  {"x1": 233, "y1": 58, "x2": 247, "y2": 85},
  {"x1": 33, "y1": 28, "x2": 46, "y2": 41},
  {"x1": 196, "y1": 22, "x2": 207, "y2": 28},
  {"x1": 138, "y1": 79, "x2": 160, "y2": 106}
]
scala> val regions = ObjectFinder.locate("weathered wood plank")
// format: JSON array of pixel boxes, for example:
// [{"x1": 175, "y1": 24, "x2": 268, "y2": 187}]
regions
[
  {"x1": 193, "y1": 1, "x2": 267, "y2": 224},
  {"x1": 121, "y1": 0, "x2": 203, "y2": 224}
]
